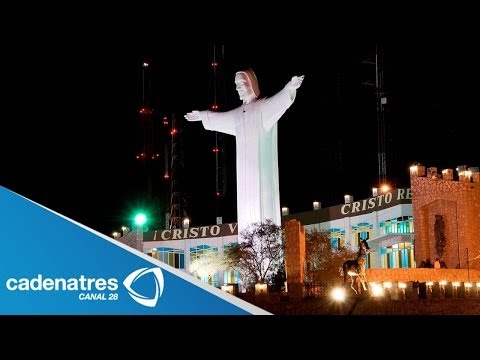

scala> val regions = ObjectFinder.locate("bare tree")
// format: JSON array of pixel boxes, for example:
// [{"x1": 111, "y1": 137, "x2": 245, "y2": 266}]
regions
[
  {"x1": 306, "y1": 229, "x2": 332, "y2": 275},
  {"x1": 224, "y1": 219, "x2": 284, "y2": 291},
  {"x1": 305, "y1": 229, "x2": 356, "y2": 286},
  {"x1": 189, "y1": 250, "x2": 227, "y2": 280}
]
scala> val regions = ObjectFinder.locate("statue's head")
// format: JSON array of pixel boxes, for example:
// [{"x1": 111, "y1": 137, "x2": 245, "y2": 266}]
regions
[
  {"x1": 360, "y1": 239, "x2": 370, "y2": 253},
  {"x1": 235, "y1": 68, "x2": 260, "y2": 104}
]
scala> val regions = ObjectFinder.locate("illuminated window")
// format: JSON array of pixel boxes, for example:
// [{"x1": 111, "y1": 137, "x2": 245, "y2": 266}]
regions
[
  {"x1": 152, "y1": 247, "x2": 185, "y2": 269},
  {"x1": 328, "y1": 228, "x2": 345, "y2": 251},
  {"x1": 380, "y1": 242, "x2": 414, "y2": 269},
  {"x1": 380, "y1": 216, "x2": 414, "y2": 235},
  {"x1": 330, "y1": 237, "x2": 340, "y2": 251}
]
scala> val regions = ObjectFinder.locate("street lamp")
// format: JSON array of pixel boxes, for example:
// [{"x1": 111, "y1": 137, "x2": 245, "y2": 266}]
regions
[
  {"x1": 134, "y1": 213, "x2": 147, "y2": 227},
  {"x1": 134, "y1": 212, "x2": 147, "y2": 246}
]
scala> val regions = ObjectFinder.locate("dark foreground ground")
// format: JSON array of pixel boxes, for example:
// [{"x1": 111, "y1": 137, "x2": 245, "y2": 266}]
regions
[
  {"x1": 258, "y1": 297, "x2": 480, "y2": 315},
  {"x1": 238, "y1": 290, "x2": 480, "y2": 315}
]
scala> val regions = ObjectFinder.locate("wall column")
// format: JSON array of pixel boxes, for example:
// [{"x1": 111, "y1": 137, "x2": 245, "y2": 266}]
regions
[{"x1": 284, "y1": 219, "x2": 306, "y2": 302}]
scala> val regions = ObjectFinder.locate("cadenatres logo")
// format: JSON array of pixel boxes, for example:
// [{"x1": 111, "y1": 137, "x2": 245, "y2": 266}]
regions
[
  {"x1": 123, "y1": 267, "x2": 164, "y2": 307},
  {"x1": 5, "y1": 267, "x2": 165, "y2": 308}
]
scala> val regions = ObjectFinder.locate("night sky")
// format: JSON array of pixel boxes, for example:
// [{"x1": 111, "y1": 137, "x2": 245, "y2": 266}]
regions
[{"x1": 0, "y1": 43, "x2": 478, "y2": 236}]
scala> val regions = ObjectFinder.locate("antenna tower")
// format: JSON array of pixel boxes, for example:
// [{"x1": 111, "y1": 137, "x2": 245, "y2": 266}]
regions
[
  {"x1": 168, "y1": 114, "x2": 187, "y2": 229},
  {"x1": 136, "y1": 61, "x2": 163, "y2": 201},
  {"x1": 210, "y1": 43, "x2": 228, "y2": 224},
  {"x1": 362, "y1": 44, "x2": 388, "y2": 186}
]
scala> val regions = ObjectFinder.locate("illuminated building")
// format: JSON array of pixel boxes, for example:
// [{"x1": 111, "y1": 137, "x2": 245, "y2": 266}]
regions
[
  {"x1": 116, "y1": 163, "x2": 480, "y2": 290},
  {"x1": 282, "y1": 188, "x2": 414, "y2": 269}
]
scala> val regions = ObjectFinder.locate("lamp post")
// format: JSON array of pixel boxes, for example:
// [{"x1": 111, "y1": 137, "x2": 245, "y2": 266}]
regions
[{"x1": 134, "y1": 213, "x2": 147, "y2": 250}]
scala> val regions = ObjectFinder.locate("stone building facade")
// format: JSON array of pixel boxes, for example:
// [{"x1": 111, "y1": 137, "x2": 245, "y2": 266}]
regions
[{"x1": 410, "y1": 164, "x2": 480, "y2": 270}]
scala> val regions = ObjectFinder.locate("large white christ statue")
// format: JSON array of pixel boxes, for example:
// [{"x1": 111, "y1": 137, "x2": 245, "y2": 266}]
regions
[{"x1": 185, "y1": 68, "x2": 304, "y2": 239}]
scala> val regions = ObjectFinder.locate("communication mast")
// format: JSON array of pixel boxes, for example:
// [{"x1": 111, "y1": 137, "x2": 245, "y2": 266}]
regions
[
  {"x1": 363, "y1": 44, "x2": 388, "y2": 187},
  {"x1": 168, "y1": 114, "x2": 187, "y2": 229},
  {"x1": 375, "y1": 44, "x2": 387, "y2": 186},
  {"x1": 136, "y1": 61, "x2": 161, "y2": 202},
  {"x1": 210, "y1": 43, "x2": 228, "y2": 224},
  {"x1": 135, "y1": 60, "x2": 170, "y2": 230}
]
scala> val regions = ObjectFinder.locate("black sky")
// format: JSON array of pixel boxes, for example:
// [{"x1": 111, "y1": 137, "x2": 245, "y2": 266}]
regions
[{"x1": 0, "y1": 43, "x2": 478, "y2": 236}]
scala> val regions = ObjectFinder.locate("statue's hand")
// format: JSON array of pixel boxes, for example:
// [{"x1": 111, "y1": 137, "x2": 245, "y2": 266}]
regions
[
  {"x1": 185, "y1": 110, "x2": 202, "y2": 121},
  {"x1": 288, "y1": 75, "x2": 305, "y2": 90}
]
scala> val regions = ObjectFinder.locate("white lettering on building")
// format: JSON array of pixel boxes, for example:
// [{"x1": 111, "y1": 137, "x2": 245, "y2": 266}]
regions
[
  {"x1": 156, "y1": 224, "x2": 238, "y2": 241},
  {"x1": 340, "y1": 189, "x2": 409, "y2": 216}
]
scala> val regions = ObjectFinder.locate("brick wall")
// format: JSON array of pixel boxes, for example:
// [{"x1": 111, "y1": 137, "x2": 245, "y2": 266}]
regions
[
  {"x1": 411, "y1": 171, "x2": 480, "y2": 270},
  {"x1": 284, "y1": 219, "x2": 306, "y2": 301}
]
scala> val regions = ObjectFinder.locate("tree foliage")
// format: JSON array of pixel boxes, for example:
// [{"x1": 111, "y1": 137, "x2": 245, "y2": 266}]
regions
[
  {"x1": 305, "y1": 229, "x2": 332, "y2": 273},
  {"x1": 305, "y1": 229, "x2": 357, "y2": 286},
  {"x1": 224, "y1": 219, "x2": 284, "y2": 291}
]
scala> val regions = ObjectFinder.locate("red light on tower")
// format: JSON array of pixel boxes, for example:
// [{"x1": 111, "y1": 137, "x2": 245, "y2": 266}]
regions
[
  {"x1": 163, "y1": 117, "x2": 169, "y2": 126},
  {"x1": 211, "y1": 62, "x2": 218, "y2": 68},
  {"x1": 164, "y1": 173, "x2": 170, "y2": 179},
  {"x1": 139, "y1": 107, "x2": 153, "y2": 116},
  {"x1": 170, "y1": 128, "x2": 177, "y2": 136},
  {"x1": 211, "y1": 104, "x2": 219, "y2": 111}
]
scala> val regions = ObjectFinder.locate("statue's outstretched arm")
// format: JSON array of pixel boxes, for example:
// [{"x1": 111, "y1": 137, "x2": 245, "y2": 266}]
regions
[
  {"x1": 287, "y1": 75, "x2": 305, "y2": 91},
  {"x1": 184, "y1": 109, "x2": 236, "y2": 136},
  {"x1": 262, "y1": 75, "x2": 305, "y2": 131},
  {"x1": 185, "y1": 110, "x2": 202, "y2": 122}
]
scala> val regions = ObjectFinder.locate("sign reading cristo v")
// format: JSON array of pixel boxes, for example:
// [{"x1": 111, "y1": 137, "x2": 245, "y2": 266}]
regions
[{"x1": 144, "y1": 223, "x2": 238, "y2": 241}]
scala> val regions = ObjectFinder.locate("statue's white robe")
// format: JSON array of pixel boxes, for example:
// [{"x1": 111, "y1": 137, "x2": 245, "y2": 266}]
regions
[{"x1": 199, "y1": 85, "x2": 297, "y2": 239}]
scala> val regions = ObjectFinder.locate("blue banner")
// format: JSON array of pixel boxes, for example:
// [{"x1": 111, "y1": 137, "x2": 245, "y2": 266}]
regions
[{"x1": 0, "y1": 186, "x2": 270, "y2": 315}]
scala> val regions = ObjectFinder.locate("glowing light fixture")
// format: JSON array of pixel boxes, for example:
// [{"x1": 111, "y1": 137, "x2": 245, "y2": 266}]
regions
[
  {"x1": 134, "y1": 213, "x2": 147, "y2": 226},
  {"x1": 331, "y1": 287, "x2": 346, "y2": 302},
  {"x1": 371, "y1": 283, "x2": 384, "y2": 297}
]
